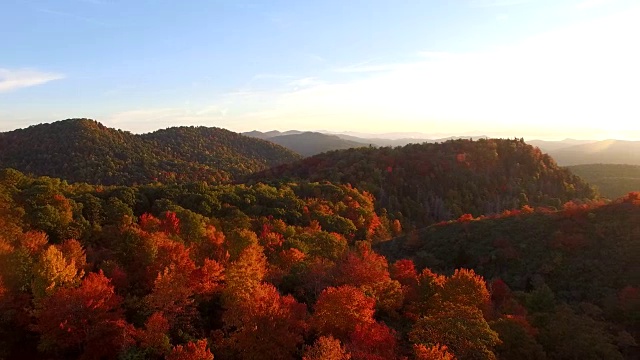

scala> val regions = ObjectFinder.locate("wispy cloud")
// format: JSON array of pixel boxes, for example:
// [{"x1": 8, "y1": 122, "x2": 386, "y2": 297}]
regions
[
  {"x1": 0, "y1": 68, "x2": 65, "y2": 93},
  {"x1": 95, "y1": 5, "x2": 640, "y2": 139},
  {"x1": 333, "y1": 62, "x2": 400, "y2": 74},
  {"x1": 34, "y1": 6, "x2": 110, "y2": 26},
  {"x1": 418, "y1": 52, "x2": 458, "y2": 60},
  {"x1": 469, "y1": 0, "x2": 532, "y2": 8},
  {"x1": 305, "y1": 53, "x2": 326, "y2": 63},
  {"x1": 105, "y1": 105, "x2": 232, "y2": 133},
  {"x1": 251, "y1": 74, "x2": 296, "y2": 81},
  {"x1": 288, "y1": 77, "x2": 324, "y2": 89},
  {"x1": 265, "y1": 11, "x2": 295, "y2": 29},
  {"x1": 575, "y1": 0, "x2": 614, "y2": 10},
  {"x1": 220, "y1": 6, "x2": 640, "y2": 137},
  {"x1": 108, "y1": 108, "x2": 184, "y2": 123}
]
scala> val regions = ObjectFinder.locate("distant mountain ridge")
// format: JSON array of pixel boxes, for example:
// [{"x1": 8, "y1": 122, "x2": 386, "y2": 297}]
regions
[
  {"x1": 269, "y1": 132, "x2": 368, "y2": 157},
  {"x1": 0, "y1": 119, "x2": 301, "y2": 185},
  {"x1": 243, "y1": 130, "x2": 305, "y2": 140},
  {"x1": 526, "y1": 139, "x2": 598, "y2": 152},
  {"x1": 548, "y1": 140, "x2": 640, "y2": 165},
  {"x1": 244, "y1": 129, "x2": 490, "y2": 156},
  {"x1": 246, "y1": 130, "x2": 640, "y2": 166},
  {"x1": 244, "y1": 130, "x2": 369, "y2": 156}
]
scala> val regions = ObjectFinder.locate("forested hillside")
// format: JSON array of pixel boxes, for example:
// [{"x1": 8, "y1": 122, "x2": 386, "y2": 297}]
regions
[
  {"x1": 5, "y1": 0, "x2": 638, "y2": 358},
  {"x1": 568, "y1": 164, "x2": 640, "y2": 199},
  {"x1": 0, "y1": 169, "x2": 637, "y2": 359},
  {"x1": 0, "y1": 119, "x2": 300, "y2": 185},
  {"x1": 251, "y1": 138, "x2": 598, "y2": 228},
  {"x1": 243, "y1": 130, "x2": 304, "y2": 139},
  {"x1": 375, "y1": 195, "x2": 640, "y2": 358},
  {"x1": 141, "y1": 126, "x2": 301, "y2": 178},
  {"x1": 1, "y1": 127, "x2": 637, "y2": 359}
]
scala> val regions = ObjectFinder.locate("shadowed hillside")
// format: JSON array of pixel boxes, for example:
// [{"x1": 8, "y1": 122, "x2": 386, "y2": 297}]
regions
[
  {"x1": 141, "y1": 126, "x2": 301, "y2": 177},
  {"x1": 376, "y1": 196, "x2": 640, "y2": 304},
  {"x1": 568, "y1": 164, "x2": 640, "y2": 199},
  {"x1": 250, "y1": 138, "x2": 598, "y2": 228},
  {"x1": 0, "y1": 119, "x2": 300, "y2": 185}
]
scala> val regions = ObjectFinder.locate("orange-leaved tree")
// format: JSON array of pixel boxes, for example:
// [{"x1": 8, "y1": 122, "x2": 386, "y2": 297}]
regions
[
  {"x1": 34, "y1": 271, "x2": 134, "y2": 359},
  {"x1": 409, "y1": 302, "x2": 499, "y2": 360},
  {"x1": 222, "y1": 283, "x2": 307, "y2": 360},
  {"x1": 334, "y1": 242, "x2": 403, "y2": 313},
  {"x1": 311, "y1": 285, "x2": 375, "y2": 341},
  {"x1": 303, "y1": 335, "x2": 351, "y2": 360},
  {"x1": 347, "y1": 322, "x2": 398, "y2": 360},
  {"x1": 167, "y1": 339, "x2": 214, "y2": 360},
  {"x1": 413, "y1": 344, "x2": 456, "y2": 360}
]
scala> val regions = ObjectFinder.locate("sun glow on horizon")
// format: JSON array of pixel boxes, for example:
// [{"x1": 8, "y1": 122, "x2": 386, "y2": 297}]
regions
[
  {"x1": 233, "y1": 6, "x2": 640, "y2": 140},
  {"x1": 95, "y1": 5, "x2": 640, "y2": 140},
  {"x1": 2, "y1": 1, "x2": 640, "y2": 141}
]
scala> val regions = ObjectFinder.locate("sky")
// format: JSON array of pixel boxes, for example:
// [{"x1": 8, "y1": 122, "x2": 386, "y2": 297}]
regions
[{"x1": 1, "y1": 0, "x2": 639, "y2": 140}]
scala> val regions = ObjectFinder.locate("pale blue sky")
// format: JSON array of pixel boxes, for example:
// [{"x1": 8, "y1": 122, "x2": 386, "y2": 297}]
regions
[{"x1": 1, "y1": 0, "x2": 639, "y2": 139}]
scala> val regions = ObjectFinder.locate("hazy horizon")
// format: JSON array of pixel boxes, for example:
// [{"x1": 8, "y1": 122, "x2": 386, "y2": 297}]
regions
[
  {"x1": 2, "y1": 0, "x2": 639, "y2": 140},
  {"x1": 1, "y1": 118, "x2": 632, "y2": 143}
]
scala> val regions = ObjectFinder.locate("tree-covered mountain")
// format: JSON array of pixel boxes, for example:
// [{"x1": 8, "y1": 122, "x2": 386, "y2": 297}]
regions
[
  {"x1": 377, "y1": 196, "x2": 640, "y2": 303},
  {"x1": 141, "y1": 126, "x2": 301, "y2": 179},
  {"x1": 0, "y1": 169, "x2": 637, "y2": 359},
  {"x1": 243, "y1": 131, "x2": 370, "y2": 156},
  {"x1": 376, "y1": 195, "x2": 640, "y2": 358},
  {"x1": 568, "y1": 164, "x2": 640, "y2": 199},
  {"x1": 243, "y1": 130, "x2": 304, "y2": 140},
  {"x1": 250, "y1": 138, "x2": 598, "y2": 228},
  {"x1": 0, "y1": 119, "x2": 300, "y2": 185},
  {"x1": 2, "y1": 122, "x2": 638, "y2": 359}
]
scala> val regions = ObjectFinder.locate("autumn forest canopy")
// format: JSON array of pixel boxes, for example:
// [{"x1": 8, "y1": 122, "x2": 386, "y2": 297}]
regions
[{"x1": 0, "y1": 119, "x2": 638, "y2": 360}]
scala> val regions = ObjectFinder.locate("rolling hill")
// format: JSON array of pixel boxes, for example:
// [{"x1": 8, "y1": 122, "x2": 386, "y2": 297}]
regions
[
  {"x1": 245, "y1": 129, "x2": 492, "y2": 155},
  {"x1": 526, "y1": 139, "x2": 597, "y2": 153},
  {"x1": 375, "y1": 194, "x2": 640, "y2": 306},
  {"x1": 267, "y1": 132, "x2": 369, "y2": 156},
  {"x1": 242, "y1": 130, "x2": 304, "y2": 140},
  {"x1": 0, "y1": 119, "x2": 300, "y2": 185},
  {"x1": 546, "y1": 140, "x2": 640, "y2": 166},
  {"x1": 244, "y1": 131, "x2": 370, "y2": 156},
  {"x1": 249, "y1": 138, "x2": 598, "y2": 228},
  {"x1": 568, "y1": 164, "x2": 640, "y2": 199},
  {"x1": 374, "y1": 194, "x2": 640, "y2": 357},
  {"x1": 329, "y1": 133, "x2": 432, "y2": 147}
]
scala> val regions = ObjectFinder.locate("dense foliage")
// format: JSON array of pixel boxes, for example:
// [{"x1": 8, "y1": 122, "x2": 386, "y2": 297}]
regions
[
  {"x1": 568, "y1": 164, "x2": 640, "y2": 199},
  {"x1": 377, "y1": 195, "x2": 640, "y2": 358},
  {"x1": 0, "y1": 119, "x2": 300, "y2": 185},
  {"x1": 0, "y1": 168, "x2": 637, "y2": 359},
  {"x1": 0, "y1": 132, "x2": 636, "y2": 359},
  {"x1": 251, "y1": 138, "x2": 598, "y2": 228}
]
